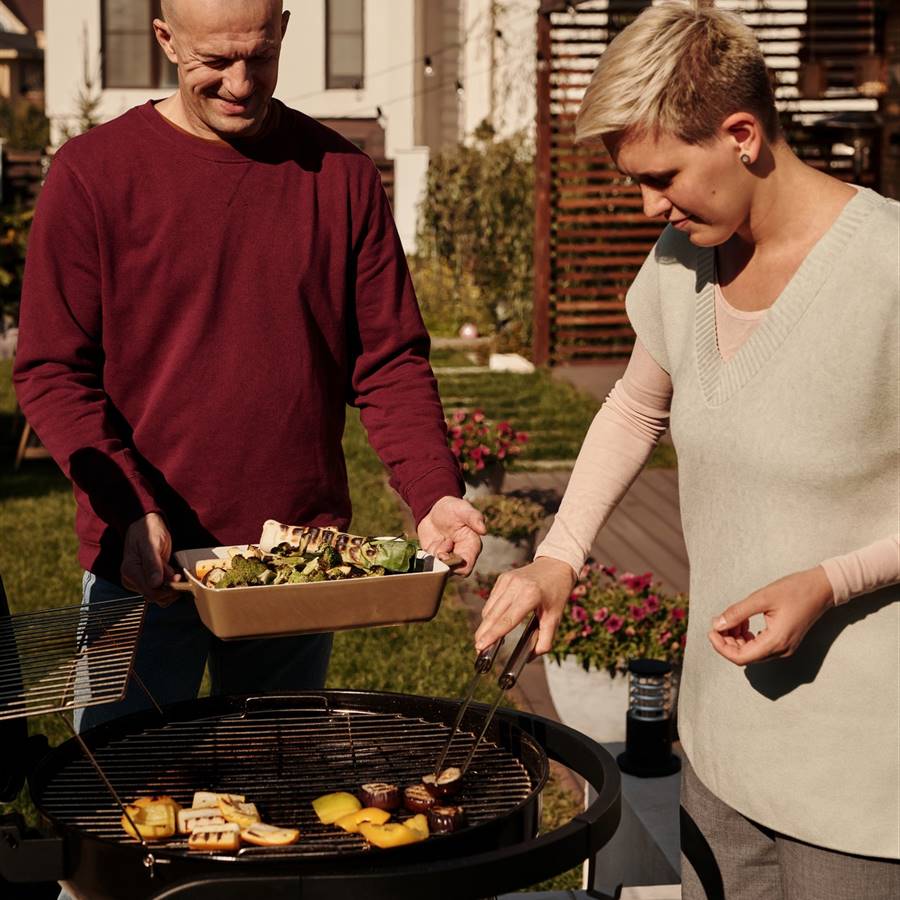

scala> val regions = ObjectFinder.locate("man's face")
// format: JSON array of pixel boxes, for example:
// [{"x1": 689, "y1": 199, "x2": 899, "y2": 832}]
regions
[{"x1": 155, "y1": 0, "x2": 288, "y2": 140}]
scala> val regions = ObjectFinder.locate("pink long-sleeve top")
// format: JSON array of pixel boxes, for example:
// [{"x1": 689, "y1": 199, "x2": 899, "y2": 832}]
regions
[{"x1": 536, "y1": 294, "x2": 900, "y2": 605}]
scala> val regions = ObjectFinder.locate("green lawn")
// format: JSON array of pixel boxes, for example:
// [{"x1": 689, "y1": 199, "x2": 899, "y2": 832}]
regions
[{"x1": 0, "y1": 359, "x2": 581, "y2": 892}]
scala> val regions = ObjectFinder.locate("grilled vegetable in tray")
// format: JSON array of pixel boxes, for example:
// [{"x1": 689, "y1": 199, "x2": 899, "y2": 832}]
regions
[{"x1": 195, "y1": 524, "x2": 419, "y2": 590}]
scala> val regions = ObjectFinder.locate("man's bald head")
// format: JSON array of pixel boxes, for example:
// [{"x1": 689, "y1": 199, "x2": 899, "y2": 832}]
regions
[
  {"x1": 153, "y1": 0, "x2": 289, "y2": 142},
  {"x1": 161, "y1": 0, "x2": 284, "y2": 34}
]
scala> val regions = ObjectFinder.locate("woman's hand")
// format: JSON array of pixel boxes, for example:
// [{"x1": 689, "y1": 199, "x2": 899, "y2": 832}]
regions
[
  {"x1": 475, "y1": 556, "x2": 577, "y2": 656},
  {"x1": 708, "y1": 566, "x2": 835, "y2": 666}
]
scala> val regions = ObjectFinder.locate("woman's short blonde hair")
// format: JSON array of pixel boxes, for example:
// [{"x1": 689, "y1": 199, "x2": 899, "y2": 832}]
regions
[{"x1": 575, "y1": 0, "x2": 779, "y2": 145}]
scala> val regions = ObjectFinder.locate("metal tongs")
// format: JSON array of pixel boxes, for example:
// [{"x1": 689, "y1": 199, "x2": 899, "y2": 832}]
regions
[{"x1": 432, "y1": 613, "x2": 540, "y2": 779}]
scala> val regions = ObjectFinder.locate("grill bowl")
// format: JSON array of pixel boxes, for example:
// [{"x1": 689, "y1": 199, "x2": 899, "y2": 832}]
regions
[{"x1": 28, "y1": 691, "x2": 620, "y2": 899}]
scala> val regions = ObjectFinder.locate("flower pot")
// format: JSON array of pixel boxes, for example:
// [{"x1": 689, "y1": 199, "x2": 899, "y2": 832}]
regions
[
  {"x1": 463, "y1": 462, "x2": 505, "y2": 499},
  {"x1": 472, "y1": 534, "x2": 533, "y2": 577},
  {"x1": 543, "y1": 655, "x2": 629, "y2": 743}
]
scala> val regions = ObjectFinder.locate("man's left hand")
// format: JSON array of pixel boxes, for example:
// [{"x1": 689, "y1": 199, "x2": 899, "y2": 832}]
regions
[
  {"x1": 417, "y1": 496, "x2": 487, "y2": 576},
  {"x1": 708, "y1": 566, "x2": 834, "y2": 666}
]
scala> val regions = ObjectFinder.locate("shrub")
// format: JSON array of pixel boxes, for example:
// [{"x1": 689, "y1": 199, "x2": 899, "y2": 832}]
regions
[
  {"x1": 0, "y1": 208, "x2": 33, "y2": 325},
  {"x1": 472, "y1": 493, "x2": 545, "y2": 541},
  {"x1": 413, "y1": 122, "x2": 534, "y2": 354}
]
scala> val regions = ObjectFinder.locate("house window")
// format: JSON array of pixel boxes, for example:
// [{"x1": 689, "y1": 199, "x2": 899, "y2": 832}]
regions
[
  {"x1": 103, "y1": 0, "x2": 177, "y2": 89},
  {"x1": 326, "y1": 0, "x2": 364, "y2": 90}
]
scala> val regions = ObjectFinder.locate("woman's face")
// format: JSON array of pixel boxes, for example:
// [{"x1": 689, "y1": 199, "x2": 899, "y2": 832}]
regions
[{"x1": 604, "y1": 129, "x2": 754, "y2": 247}]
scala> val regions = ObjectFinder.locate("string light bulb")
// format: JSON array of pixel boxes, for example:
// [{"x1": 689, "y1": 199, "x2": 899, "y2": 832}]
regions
[
  {"x1": 423, "y1": 55, "x2": 434, "y2": 77},
  {"x1": 455, "y1": 79, "x2": 465, "y2": 96}
]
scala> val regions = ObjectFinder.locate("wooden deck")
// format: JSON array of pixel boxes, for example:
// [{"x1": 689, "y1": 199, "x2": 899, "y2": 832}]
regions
[{"x1": 504, "y1": 467, "x2": 689, "y2": 595}]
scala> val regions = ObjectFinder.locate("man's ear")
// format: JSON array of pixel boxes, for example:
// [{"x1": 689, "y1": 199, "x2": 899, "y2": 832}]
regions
[
  {"x1": 152, "y1": 18, "x2": 178, "y2": 64},
  {"x1": 720, "y1": 111, "x2": 763, "y2": 165}
]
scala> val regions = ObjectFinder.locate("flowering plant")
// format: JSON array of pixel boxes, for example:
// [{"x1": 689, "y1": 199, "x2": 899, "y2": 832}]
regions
[
  {"x1": 549, "y1": 562, "x2": 688, "y2": 676},
  {"x1": 472, "y1": 493, "x2": 545, "y2": 541},
  {"x1": 446, "y1": 409, "x2": 528, "y2": 476}
]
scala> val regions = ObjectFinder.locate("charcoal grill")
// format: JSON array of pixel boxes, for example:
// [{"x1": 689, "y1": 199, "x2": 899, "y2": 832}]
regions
[{"x1": 0, "y1": 581, "x2": 621, "y2": 899}]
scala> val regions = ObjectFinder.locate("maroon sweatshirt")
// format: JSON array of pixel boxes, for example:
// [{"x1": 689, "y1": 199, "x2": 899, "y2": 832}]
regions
[{"x1": 14, "y1": 101, "x2": 462, "y2": 581}]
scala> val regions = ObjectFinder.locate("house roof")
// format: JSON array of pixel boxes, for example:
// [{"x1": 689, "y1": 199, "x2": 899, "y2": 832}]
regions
[{"x1": 3, "y1": 0, "x2": 43, "y2": 34}]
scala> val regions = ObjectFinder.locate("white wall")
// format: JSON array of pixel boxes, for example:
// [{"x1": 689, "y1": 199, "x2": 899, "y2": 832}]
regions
[{"x1": 460, "y1": 0, "x2": 538, "y2": 142}]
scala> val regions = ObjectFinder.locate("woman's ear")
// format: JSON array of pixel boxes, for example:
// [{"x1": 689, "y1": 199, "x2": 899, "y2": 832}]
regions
[{"x1": 720, "y1": 112, "x2": 764, "y2": 166}]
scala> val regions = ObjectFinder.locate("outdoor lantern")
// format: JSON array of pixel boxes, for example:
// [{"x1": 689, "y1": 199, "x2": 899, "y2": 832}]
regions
[{"x1": 616, "y1": 658, "x2": 681, "y2": 778}]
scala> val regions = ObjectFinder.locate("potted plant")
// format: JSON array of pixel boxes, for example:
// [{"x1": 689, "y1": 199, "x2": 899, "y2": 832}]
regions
[
  {"x1": 544, "y1": 562, "x2": 688, "y2": 742},
  {"x1": 446, "y1": 408, "x2": 528, "y2": 497},
  {"x1": 470, "y1": 493, "x2": 545, "y2": 576}
]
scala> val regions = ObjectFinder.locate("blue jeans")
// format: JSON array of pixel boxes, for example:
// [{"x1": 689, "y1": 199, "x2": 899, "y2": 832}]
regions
[{"x1": 74, "y1": 571, "x2": 333, "y2": 732}]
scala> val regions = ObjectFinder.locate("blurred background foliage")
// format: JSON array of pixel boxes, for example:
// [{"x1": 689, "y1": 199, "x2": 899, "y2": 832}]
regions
[{"x1": 412, "y1": 122, "x2": 534, "y2": 356}]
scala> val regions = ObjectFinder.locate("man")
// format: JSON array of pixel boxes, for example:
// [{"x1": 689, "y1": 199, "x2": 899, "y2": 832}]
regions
[{"x1": 14, "y1": 0, "x2": 484, "y2": 731}]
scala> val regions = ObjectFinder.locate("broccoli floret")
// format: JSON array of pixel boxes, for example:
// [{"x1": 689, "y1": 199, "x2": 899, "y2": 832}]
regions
[
  {"x1": 318, "y1": 546, "x2": 342, "y2": 570},
  {"x1": 217, "y1": 554, "x2": 270, "y2": 587}
]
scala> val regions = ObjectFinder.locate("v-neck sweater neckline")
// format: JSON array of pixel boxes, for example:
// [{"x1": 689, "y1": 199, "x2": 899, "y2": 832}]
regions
[{"x1": 694, "y1": 186, "x2": 878, "y2": 406}]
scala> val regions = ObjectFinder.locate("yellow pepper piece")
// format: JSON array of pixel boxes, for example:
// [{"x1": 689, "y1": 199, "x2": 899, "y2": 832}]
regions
[
  {"x1": 358, "y1": 821, "x2": 426, "y2": 849},
  {"x1": 312, "y1": 791, "x2": 362, "y2": 825},
  {"x1": 334, "y1": 807, "x2": 391, "y2": 833},
  {"x1": 120, "y1": 802, "x2": 176, "y2": 841},
  {"x1": 217, "y1": 797, "x2": 261, "y2": 829},
  {"x1": 404, "y1": 814, "x2": 429, "y2": 840}
]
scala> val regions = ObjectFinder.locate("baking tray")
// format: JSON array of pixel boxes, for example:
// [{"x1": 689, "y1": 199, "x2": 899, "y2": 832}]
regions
[{"x1": 171, "y1": 545, "x2": 453, "y2": 640}]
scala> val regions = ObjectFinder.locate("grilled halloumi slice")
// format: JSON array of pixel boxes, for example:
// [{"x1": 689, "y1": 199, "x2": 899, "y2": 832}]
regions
[
  {"x1": 192, "y1": 791, "x2": 245, "y2": 809},
  {"x1": 217, "y1": 797, "x2": 260, "y2": 828},
  {"x1": 177, "y1": 807, "x2": 226, "y2": 834},
  {"x1": 188, "y1": 829, "x2": 240, "y2": 852},
  {"x1": 240, "y1": 823, "x2": 300, "y2": 847}
]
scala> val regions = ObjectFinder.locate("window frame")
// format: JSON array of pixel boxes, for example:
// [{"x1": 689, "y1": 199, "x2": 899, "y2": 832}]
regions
[
  {"x1": 325, "y1": 0, "x2": 365, "y2": 91},
  {"x1": 101, "y1": 0, "x2": 177, "y2": 90}
]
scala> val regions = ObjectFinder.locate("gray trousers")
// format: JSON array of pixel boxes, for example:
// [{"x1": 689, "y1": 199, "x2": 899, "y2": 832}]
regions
[{"x1": 680, "y1": 758, "x2": 899, "y2": 900}]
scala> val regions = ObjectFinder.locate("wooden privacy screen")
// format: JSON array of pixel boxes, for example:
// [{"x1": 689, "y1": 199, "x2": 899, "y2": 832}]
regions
[{"x1": 534, "y1": 0, "x2": 888, "y2": 366}]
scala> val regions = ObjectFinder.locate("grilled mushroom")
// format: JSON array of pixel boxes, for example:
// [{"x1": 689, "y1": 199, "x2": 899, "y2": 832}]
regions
[
  {"x1": 426, "y1": 804, "x2": 467, "y2": 834},
  {"x1": 402, "y1": 784, "x2": 436, "y2": 814},
  {"x1": 359, "y1": 782, "x2": 401, "y2": 811},
  {"x1": 421, "y1": 766, "x2": 463, "y2": 799}
]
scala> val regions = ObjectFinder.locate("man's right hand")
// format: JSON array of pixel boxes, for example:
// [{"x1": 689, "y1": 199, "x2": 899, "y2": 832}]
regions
[{"x1": 121, "y1": 512, "x2": 180, "y2": 606}]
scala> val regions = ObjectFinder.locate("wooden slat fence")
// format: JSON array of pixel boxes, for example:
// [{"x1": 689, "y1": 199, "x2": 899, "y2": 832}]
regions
[{"x1": 534, "y1": 0, "x2": 889, "y2": 366}]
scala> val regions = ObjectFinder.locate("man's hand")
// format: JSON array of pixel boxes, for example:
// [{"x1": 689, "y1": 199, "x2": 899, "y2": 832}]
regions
[
  {"x1": 121, "y1": 512, "x2": 180, "y2": 606},
  {"x1": 475, "y1": 556, "x2": 577, "y2": 656},
  {"x1": 417, "y1": 496, "x2": 487, "y2": 576},
  {"x1": 708, "y1": 566, "x2": 835, "y2": 666}
]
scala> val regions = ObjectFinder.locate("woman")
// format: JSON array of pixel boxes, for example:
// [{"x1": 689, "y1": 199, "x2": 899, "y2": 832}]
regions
[{"x1": 475, "y1": 2, "x2": 899, "y2": 897}]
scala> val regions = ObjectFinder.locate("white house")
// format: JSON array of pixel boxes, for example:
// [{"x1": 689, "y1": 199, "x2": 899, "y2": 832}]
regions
[
  {"x1": 0, "y1": 0, "x2": 43, "y2": 102},
  {"x1": 43, "y1": 0, "x2": 539, "y2": 252}
]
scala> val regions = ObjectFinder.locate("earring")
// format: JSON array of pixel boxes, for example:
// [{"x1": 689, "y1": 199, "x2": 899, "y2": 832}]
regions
[{"x1": 740, "y1": 153, "x2": 751, "y2": 165}]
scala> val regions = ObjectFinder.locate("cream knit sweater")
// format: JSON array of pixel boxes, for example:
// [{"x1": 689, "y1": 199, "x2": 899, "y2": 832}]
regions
[{"x1": 547, "y1": 187, "x2": 899, "y2": 858}]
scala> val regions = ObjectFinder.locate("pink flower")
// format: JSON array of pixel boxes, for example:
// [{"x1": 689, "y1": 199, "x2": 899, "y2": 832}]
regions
[
  {"x1": 671, "y1": 607, "x2": 686, "y2": 621},
  {"x1": 645, "y1": 594, "x2": 660, "y2": 613},
  {"x1": 660, "y1": 630, "x2": 672, "y2": 644},
  {"x1": 579, "y1": 564, "x2": 592, "y2": 580},
  {"x1": 452, "y1": 410, "x2": 467, "y2": 423},
  {"x1": 601, "y1": 565, "x2": 617, "y2": 576},
  {"x1": 625, "y1": 626, "x2": 636, "y2": 637},
  {"x1": 515, "y1": 431, "x2": 529, "y2": 443},
  {"x1": 473, "y1": 411, "x2": 485, "y2": 423},
  {"x1": 580, "y1": 625, "x2": 593, "y2": 637},
  {"x1": 628, "y1": 604, "x2": 647, "y2": 622},
  {"x1": 571, "y1": 604, "x2": 588, "y2": 623},
  {"x1": 570, "y1": 584, "x2": 587, "y2": 600},
  {"x1": 671, "y1": 640, "x2": 681, "y2": 652},
  {"x1": 593, "y1": 606, "x2": 609, "y2": 623},
  {"x1": 605, "y1": 614, "x2": 624, "y2": 634}
]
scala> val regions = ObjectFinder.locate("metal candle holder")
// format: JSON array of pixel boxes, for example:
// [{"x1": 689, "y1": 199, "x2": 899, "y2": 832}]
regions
[{"x1": 616, "y1": 658, "x2": 681, "y2": 778}]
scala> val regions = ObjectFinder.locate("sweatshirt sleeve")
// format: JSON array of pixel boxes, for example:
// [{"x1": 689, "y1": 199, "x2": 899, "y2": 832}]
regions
[
  {"x1": 347, "y1": 163, "x2": 463, "y2": 524},
  {"x1": 12, "y1": 154, "x2": 162, "y2": 535},
  {"x1": 820, "y1": 536, "x2": 900, "y2": 605},
  {"x1": 535, "y1": 340, "x2": 673, "y2": 574}
]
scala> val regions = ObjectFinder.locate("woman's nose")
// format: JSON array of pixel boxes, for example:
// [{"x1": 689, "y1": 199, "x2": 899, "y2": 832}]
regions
[{"x1": 640, "y1": 185, "x2": 671, "y2": 219}]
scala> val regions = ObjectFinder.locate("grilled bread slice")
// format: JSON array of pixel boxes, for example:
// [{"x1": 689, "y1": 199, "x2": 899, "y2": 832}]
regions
[
  {"x1": 217, "y1": 797, "x2": 260, "y2": 828},
  {"x1": 192, "y1": 791, "x2": 245, "y2": 809},
  {"x1": 177, "y1": 807, "x2": 226, "y2": 834},
  {"x1": 240, "y1": 823, "x2": 301, "y2": 847},
  {"x1": 188, "y1": 829, "x2": 240, "y2": 852}
]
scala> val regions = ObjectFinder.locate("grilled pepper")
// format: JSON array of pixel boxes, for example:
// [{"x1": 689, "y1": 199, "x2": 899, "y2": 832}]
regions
[
  {"x1": 358, "y1": 821, "x2": 425, "y2": 848},
  {"x1": 312, "y1": 791, "x2": 362, "y2": 825}
]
